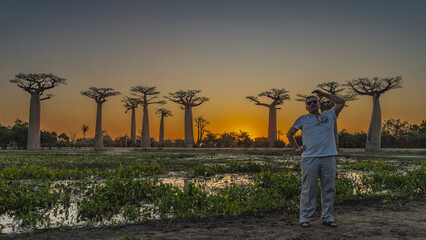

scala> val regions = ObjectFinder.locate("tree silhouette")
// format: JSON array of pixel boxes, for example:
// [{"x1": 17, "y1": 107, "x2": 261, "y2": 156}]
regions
[
  {"x1": 236, "y1": 130, "x2": 253, "y2": 148},
  {"x1": 317, "y1": 82, "x2": 357, "y2": 110},
  {"x1": 131, "y1": 86, "x2": 165, "y2": 148},
  {"x1": 9, "y1": 73, "x2": 66, "y2": 149},
  {"x1": 345, "y1": 76, "x2": 402, "y2": 152},
  {"x1": 122, "y1": 96, "x2": 142, "y2": 144},
  {"x1": 0, "y1": 125, "x2": 12, "y2": 149},
  {"x1": 296, "y1": 82, "x2": 357, "y2": 149},
  {"x1": 81, "y1": 87, "x2": 120, "y2": 151},
  {"x1": 296, "y1": 82, "x2": 357, "y2": 110},
  {"x1": 81, "y1": 124, "x2": 89, "y2": 139},
  {"x1": 246, "y1": 88, "x2": 290, "y2": 147},
  {"x1": 165, "y1": 90, "x2": 209, "y2": 147},
  {"x1": 194, "y1": 116, "x2": 209, "y2": 147},
  {"x1": 277, "y1": 129, "x2": 283, "y2": 141},
  {"x1": 155, "y1": 108, "x2": 173, "y2": 147}
]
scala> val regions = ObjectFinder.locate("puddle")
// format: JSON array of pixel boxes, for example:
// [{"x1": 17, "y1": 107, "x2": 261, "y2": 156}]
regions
[
  {"x1": 340, "y1": 171, "x2": 371, "y2": 194},
  {"x1": 0, "y1": 200, "x2": 156, "y2": 234},
  {"x1": 0, "y1": 173, "x2": 256, "y2": 234},
  {"x1": 160, "y1": 173, "x2": 254, "y2": 194}
]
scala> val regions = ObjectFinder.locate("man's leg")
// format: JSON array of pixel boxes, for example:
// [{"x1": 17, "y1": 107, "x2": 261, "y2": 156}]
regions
[
  {"x1": 300, "y1": 157, "x2": 319, "y2": 223},
  {"x1": 319, "y1": 156, "x2": 336, "y2": 222}
]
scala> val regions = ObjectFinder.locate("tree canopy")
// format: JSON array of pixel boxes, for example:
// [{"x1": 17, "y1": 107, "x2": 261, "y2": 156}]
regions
[
  {"x1": 81, "y1": 87, "x2": 121, "y2": 103},
  {"x1": 345, "y1": 76, "x2": 402, "y2": 96},
  {"x1": 246, "y1": 88, "x2": 290, "y2": 107},
  {"x1": 10, "y1": 73, "x2": 66, "y2": 102},
  {"x1": 130, "y1": 86, "x2": 165, "y2": 105},
  {"x1": 10, "y1": 73, "x2": 67, "y2": 97},
  {"x1": 156, "y1": 108, "x2": 173, "y2": 117},
  {"x1": 165, "y1": 90, "x2": 209, "y2": 108},
  {"x1": 122, "y1": 96, "x2": 143, "y2": 113},
  {"x1": 296, "y1": 82, "x2": 357, "y2": 111}
]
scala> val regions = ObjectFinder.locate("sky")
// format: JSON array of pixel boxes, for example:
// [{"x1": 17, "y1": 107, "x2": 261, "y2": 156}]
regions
[{"x1": 0, "y1": 0, "x2": 425, "y2": 141}]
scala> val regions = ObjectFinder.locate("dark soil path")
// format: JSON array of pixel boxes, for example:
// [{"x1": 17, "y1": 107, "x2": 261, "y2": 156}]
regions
[{"x1": 3, "y1": 200, "x2": 425, "y2": 240}]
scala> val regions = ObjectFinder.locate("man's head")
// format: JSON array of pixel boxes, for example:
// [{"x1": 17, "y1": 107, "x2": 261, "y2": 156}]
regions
[{"x1": 305, "y1": 95, "x2": 320, "y2": 114}]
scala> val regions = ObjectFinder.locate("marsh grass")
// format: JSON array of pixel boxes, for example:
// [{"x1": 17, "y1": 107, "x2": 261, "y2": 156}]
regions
[{"x1": 0, "y1": 150, "x2": 424, "y2": 234}]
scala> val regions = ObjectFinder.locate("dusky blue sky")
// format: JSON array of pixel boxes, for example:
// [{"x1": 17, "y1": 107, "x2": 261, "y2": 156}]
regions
[{"x1": 1, "y1": 0, "x2": 425, "y2": 139}]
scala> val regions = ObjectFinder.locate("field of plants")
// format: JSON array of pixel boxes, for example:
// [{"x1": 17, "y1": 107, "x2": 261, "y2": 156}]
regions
[{"x1": 0, "y1": 149, "x2": 424, "y2": 235}]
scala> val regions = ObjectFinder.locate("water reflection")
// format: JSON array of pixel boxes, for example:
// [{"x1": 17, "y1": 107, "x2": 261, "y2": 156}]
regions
[{"x1": 161, "y1": 174, "x2": 254, "y2": 194}]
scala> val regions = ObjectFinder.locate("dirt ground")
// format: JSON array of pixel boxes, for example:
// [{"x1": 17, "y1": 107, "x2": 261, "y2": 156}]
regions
[{"x1": 2, "y1": 200, "x2": 424, "y2": 240}]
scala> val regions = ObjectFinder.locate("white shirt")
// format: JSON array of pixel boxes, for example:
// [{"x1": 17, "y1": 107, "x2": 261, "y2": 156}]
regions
[{"x1": 292, "y1": 107, "x2": 338, "y2": 157}]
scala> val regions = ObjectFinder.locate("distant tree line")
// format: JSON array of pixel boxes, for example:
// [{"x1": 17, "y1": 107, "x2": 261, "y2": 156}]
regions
[
  {"x1": 338, "y1": 119, "x2": 426, "y2": 148},
  {"x1": 1, "y1": 118, "x2": 424, "y2": 149}
]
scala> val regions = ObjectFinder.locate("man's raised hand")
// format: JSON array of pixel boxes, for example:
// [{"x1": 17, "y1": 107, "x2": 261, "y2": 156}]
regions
[{"x1": 312, "y1": 89, "x2": 326, "y2": 97}]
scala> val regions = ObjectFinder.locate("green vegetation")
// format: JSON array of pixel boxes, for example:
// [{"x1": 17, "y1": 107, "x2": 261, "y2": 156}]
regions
[
  {"x1": 344, "y1": 159, "x2": 400, "y2": 172},
  {"x1": 0, "y1": 150, "x2": 424, "y2": 233},
  {"x1": 0, "y1": 164, "x2": 165, "y2": 180}
]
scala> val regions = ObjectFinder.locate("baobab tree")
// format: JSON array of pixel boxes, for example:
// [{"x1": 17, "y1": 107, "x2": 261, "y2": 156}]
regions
[
  {"x1": 194, "y1": 116, "x2": 209, "y2": 147},
  {"x1": 9, "y1": 73, "x2": 66, "y2": 149},
  {"x1": 345, "y1": 76, "x2": 402, "y2": 152},
  {"x1": 296, "y1": 82, "x2": 357, "y2": 148},
  {"x1": 246, "y1": 88, "x2": 290, "y2": 147},
  {"x1": 155, "y1": 108, "x2": 173, "y2": 147},
  {"x1": 81, "y1": 124, "x2": 89, "y2": 139},
  {"x1": 122, "y1": 96, "x2": 142, "y2": 144},
  {"x1": 131, "y1": 86, "x2": 165, "y2": 148},
  {"x1": 81, "y1": 87, "x2": 120, "y2": 151},
  {"x1": 165, "y1": 90, "x2": 209, "y2": 148}
]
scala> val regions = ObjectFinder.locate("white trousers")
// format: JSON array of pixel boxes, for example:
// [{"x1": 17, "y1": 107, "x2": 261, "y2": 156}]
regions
[{"x1": 299, "y1": 156, "x2": 336, "y2": 223}]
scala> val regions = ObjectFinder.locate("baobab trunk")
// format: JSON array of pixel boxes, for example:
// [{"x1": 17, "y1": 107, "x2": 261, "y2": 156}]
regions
[
  {"x1": 27, "y1": 93, "x2": 41, "y2": 150},
  {"x1": 267, "y1": 106, "x2": 277, "y2": 148},
  {"x1": 130, "y1": 108, "x2": 136, "y2": 143},
  {"x1": 366, "y1": 94, "x2": 382, "y2": 152},
  {"x1": 94, "y1": 102, "x2": 104, "y2": 151},
  {"x1": 184, "y1": 107, "x2": 194, "y2": 148},
  {"x1": 159, "y1": 115, "x2": 164, "y2": 147},
  {"x1": 141, "y1": 105, "x2": 150, "y2": 148}
]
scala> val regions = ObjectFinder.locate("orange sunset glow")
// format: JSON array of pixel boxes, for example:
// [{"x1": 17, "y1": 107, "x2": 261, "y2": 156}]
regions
[{"x1": 0, "y1": 1, "x2": 425, "y2": 142}]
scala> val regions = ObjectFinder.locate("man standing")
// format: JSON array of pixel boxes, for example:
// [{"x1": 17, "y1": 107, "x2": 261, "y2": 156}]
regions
[{"x1": 287, "y1": 90, "x2": 345, "y2": 228}]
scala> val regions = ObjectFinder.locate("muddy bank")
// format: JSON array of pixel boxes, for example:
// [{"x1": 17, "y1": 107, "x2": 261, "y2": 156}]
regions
[{"x1": 3, "y1": 200, "x2": 425, "y2": 240}]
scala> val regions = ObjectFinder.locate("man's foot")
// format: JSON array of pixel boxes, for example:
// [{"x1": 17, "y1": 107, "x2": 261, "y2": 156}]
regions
[
  {"x1": 322, "y1": 221, "x2": 338, "y2": 227},
  {"x1": 300, "y1": 222, "x2": 310, "y2": 228}
]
